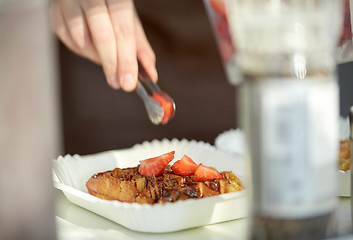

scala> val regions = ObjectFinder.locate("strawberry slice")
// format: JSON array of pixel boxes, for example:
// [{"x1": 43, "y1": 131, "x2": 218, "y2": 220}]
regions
[
  {"x1": 209, "y1": 0, "x2": 227, "y2": 18},
  {"x1": 193, "y1": 164, "x2": 223, "y2": 182},
  {"x1": 138, "y1": 151, "x2": 175, "y2": 177},
  {"x1": 152, "y1": 92, "x2": 175, "y2": 125},
  {"x1": 171, "y1": 155, "x2": 198, "y2": 176}
]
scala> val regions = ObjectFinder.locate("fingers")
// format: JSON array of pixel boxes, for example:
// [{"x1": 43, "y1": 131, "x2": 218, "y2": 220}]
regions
[
  {"x1": 134, "y1": 14, "x2": 158, "y2": 83},
  {"x1": 49, "y1": 0, "x2": 101, "y2": 64},
  {"x1": 79, "y1": 0, "x2": 120, "y2": 89},
  {"x1": 49, "y1": 1, "x2": 81, "y2": 56},
  {"x1": 50, "y1": 0, "x2": 155, "y2": 92},
  {"x1": 59, "y1": 0, "x2": 87, "y2": 49},
  {"x1": 59, "y1": 0, "x2": 100, "y2": 64},
  {"x1": 107, "y1": 0, "x2": 138, "y2": 92}
]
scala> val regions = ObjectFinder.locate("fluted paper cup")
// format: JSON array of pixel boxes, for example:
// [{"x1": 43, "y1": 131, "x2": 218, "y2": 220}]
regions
[{"x1": 53, "y1": 139, "x2": 248, "y2": 233}]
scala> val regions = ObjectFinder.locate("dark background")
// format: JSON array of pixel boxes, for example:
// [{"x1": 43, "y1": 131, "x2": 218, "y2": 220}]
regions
[
  {"x1": 338, "y1": 62, "x2": 353, "y2": 117},
  {"x1": 58, "y1": 0, "x2": 353, "y2": 155},
  {"x1": 59, "y1": 0, "x2": 237, "y2": 155}
]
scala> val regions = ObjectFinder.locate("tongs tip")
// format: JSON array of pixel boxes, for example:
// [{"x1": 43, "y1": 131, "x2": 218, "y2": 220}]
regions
[
  {"x1": 151, "y1": 91, "x2": 176, "y2": 125},
  {"x1": 136, "y1": 61, "x2": 176, "y2": 125}
]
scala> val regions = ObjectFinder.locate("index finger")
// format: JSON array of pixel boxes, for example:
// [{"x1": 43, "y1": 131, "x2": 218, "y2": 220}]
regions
[
  {"x1": 107, "y1": 0, "x2": 138, "y2": 92},
  {"x1": 79, "y1": 0, "x2": 119, "y2": 89}
]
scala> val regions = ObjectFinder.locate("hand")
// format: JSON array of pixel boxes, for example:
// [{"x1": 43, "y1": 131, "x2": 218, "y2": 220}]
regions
[{"x1": 49, "y1": 0, "x2": 158, "y2": 92}]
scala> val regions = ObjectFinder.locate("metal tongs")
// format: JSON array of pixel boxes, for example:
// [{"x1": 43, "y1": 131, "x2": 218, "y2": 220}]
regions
[{"x1": 135, "y1": 62, "x2": 176, "y2": 125}]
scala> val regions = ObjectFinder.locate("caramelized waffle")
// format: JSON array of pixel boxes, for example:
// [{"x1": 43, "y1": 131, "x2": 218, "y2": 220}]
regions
[
  {"x1": 339, "y1": 139, "x2": 351, "y2": 172},
  {"x1": 86, "y1": 165, "x2": 243, "y2": 204}
]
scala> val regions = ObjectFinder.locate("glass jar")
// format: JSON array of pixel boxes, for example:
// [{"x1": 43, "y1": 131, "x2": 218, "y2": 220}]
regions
[{"x1": 226, "y1": 1, "x2": 344, "y2": 239}]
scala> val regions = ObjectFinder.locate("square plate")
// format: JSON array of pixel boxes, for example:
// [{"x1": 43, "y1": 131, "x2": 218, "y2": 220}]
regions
[{"x1": 53, "y1": 139, "x2": 248, "y2": 233}]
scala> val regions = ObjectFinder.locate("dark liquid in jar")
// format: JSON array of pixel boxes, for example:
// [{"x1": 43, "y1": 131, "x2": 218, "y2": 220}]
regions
[{"x1": 251, "y1": 212, "x2": 336, "y2": 240}]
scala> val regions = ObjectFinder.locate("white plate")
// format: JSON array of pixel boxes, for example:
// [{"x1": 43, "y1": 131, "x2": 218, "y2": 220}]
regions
[{"x1": 53, "y1": 139, "x2": 248, "y2": 233}]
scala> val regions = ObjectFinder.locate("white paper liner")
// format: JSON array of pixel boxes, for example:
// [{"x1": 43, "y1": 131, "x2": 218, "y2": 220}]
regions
[
  {"x1": 215, "y1": 128, "x2": 245, "y2": 156},
  {"x1": 339, "y1": 116, "x2": 351, "y2": 197},
  {"x1": 215, "y1": 118, "x2": 351, "y2": 197},
  {"x1": 338, "y1": 169, "x2": 350, "y2": 197},
  {"x1": 53, "y1": 139, "x2": 248, "y2": 233},
  {"x1": 339, "y1": 116, "x2": 350, "y2": 140}
]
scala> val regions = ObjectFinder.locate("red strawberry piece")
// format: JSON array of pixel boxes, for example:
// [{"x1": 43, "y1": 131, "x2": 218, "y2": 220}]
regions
[
  {"x1": 339, "y1": 0, "x2": 352, "y2": 46},
  {"x1": 152, "y1": 92, "x2": 175, "y2": 125},
  {"x1": 193, "y1": 164, "x2": 223, "y2": 182},
  {"x1": 209, "y1": 0, "x2": 227, "y2": 18},
  {"x1": 138, "y1": 151, "x2": 175, "y2": 177},
  {"x1": 218, "y1": 37, "x2": 235, "y2": 62},
  {"x1": 171, "y1": 155, "x2": 198, "y2": 176},
  {"x1": 215, "y1": 16, "x2": 229, "y2": 37}
]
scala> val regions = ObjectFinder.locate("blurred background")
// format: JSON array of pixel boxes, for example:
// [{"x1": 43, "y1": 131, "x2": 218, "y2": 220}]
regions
[
  {"x1": 59, "y1": 0, "x2": 353, "y2": 155},
  {"x1": 0, "y1": 0, "x2": 353, "y2": 239},
  {"x1": 59, "y1": 0, "x2": 237, "y2": 155}
]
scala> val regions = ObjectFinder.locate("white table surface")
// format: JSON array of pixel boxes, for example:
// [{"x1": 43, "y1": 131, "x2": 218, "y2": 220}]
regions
[{"x1": 55, "y1": 189, "x2": 352, "y2": 240}]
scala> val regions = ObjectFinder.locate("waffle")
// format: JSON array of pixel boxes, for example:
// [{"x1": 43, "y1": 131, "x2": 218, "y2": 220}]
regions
[{"x1": 86, "y1": 165, "x2": 243, "y2": 204}]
